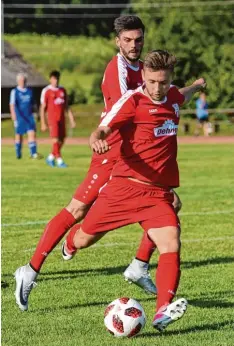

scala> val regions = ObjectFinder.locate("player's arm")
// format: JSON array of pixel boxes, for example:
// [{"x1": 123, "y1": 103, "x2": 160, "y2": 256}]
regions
[
  {"x1": 9, "y1": 89, "x2": 17, "y2": 125},
  {"x1": 40, "y1": 103, "x2": 48, "y2": 131},
  {"x1": 90, "y1": 92, "x2": 136, "y2": 154},
  {"x1": 40, "y1": 88, "x2": 48, "y2": 131},
  {"x1": 179, "y1": 78, "x2": 206, "y2": 104},
  {"x1": 104, "y1": 60, "x2": 128, "y2": 105},
  {"x1": 65, "y1": 94, "x2": 76, "y2": 128},
  {"x1": 89, "y1": 126, "x2": 111, "y2": 154}
]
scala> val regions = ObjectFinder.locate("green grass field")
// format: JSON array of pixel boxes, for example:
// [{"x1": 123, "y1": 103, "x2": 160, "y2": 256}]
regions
[
  {"x1": 2, "y1": 116, "x2": 234, "y2": 138},
  {"x1": 2, "y1": 143, "x2": 234, "y2": 346}
]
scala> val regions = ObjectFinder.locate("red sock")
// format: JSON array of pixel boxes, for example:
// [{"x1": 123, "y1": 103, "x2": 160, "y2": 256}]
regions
[
  {"x1": 156, "y1": 252, "x2": 181, "y2": 312},
  {"x1": 66, "y1": 223, "x2": 81, "y2": 252},
  {"x1": 52, "y1": 142, "x2": 61, "y2": 158},
  {"x1": 135, "y1": 232, "x2": 156, "y2": 262},
  {"x1": 30, "y1": 209, "x2": 76, "y2": 272}
]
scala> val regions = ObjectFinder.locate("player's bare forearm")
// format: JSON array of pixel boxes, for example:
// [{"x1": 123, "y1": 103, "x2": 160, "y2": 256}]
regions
[
  {"x1": 179, "y1": 78, "x2": 206, "y2": 103},
  {"x1": 40, "y1": 104, "x2": 47, "y2": 131},
  {"x1": 10, "y1": 104, "x2": 17, "y2": 121},
  {"x1": 67, "y1": 108, "x2": 76, "y2": 128},
  {"x1": 89, "y1": 126, "x2": 112, "y2": 154}
]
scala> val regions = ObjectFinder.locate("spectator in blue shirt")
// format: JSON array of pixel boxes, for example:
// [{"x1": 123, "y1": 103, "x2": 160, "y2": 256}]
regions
[
  {"x1": 9, "y1": 73, "x2": 42, "y2": 159},
  {"x1": 195, "y1": 92, "x2": 210, "y2": 136}
]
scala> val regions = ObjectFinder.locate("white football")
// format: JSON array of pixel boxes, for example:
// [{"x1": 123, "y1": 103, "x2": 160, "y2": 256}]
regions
[{"x1": 104, "y1": 297, "x2": 146, "y2": 338}]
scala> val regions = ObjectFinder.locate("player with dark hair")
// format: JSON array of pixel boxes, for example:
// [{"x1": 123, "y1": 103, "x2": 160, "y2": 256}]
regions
[
  {"x1": 13, "y1": 17, "x2": 198, "y2": 312},
  {"x1": 15, "y1": 49, "x2": 206, "y2": 330},
  {"x1": 40, "y1": 70, "x2": 76, "y2": 168}
]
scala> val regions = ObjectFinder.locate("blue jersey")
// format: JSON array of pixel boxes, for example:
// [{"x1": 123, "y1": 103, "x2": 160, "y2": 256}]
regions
[
  {"x1": 10, "y1": 87, "x2": 36, "y2": 134},
  {"x1": 196, "y1": 98, "x2": 208, "y2": 120}
]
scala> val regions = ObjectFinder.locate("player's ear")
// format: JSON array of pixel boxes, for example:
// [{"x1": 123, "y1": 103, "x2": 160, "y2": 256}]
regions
[{"x1": 115, "y1": 36, "x2": 120, "y2": 49}]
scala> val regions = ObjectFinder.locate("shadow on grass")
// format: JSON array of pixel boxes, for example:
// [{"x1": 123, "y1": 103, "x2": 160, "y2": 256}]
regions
[
  {"x1": 31, "y1": 296, "x2": 155, "y2": 313},
  {"x1": 137, "y1": 320, "x2": 233, "y2": 338},
  {"x1": 189, "y1": 298, "x2": 234, "y2": 309},
  {"x1": 38, "y1": 255, "x2": 234, "y2": 281},
  {"x1": 182, "y1": 256, "x2": 234, "y2": 269}
]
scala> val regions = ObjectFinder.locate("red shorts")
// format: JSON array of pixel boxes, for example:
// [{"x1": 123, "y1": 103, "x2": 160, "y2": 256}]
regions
[
  {"x1": 81, "y1": 177, "x2": 179, "y2": 235},
  {"x1": 49, "y1": 121, "x2": 66, "y2": 139},
  {"x1": 73, "y1": 155, "x2": 116, "y2": 205}
]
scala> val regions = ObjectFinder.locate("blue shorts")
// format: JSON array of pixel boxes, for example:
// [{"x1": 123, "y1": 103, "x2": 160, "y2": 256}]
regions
[{"x1": 15, "y1": 118, "x2": 36, "y2": 135}]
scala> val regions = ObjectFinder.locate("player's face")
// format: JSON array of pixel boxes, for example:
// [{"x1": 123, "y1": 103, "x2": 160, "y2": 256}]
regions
[
  {"x1": 142, "y1": 68, "x2": 172, "y2": 101},
  {"x1": 17, "y1": 76, "x2": 26, "y2": 88},
  {"x1": 50, "y1": 76, "x2": 59, "y2": 88},
  {"x1": 116, "y1": 29, "x2": 144, "y2": 63}
]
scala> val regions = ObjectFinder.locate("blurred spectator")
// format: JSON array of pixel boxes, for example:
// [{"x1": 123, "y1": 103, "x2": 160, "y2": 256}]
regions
[
  {"x1": 195, "y1": 92, "x2": 211, "y2": 136},
  {"x1": 9, "y1": 73, "x2": 42, "y2": 159}
]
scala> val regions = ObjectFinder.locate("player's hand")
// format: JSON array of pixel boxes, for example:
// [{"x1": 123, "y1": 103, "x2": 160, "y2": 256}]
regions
[
  {"x1": 193, "y1": 78, "x2": 207, "y2": 91},
  {"x1": 13, "y1": 120, "x2": 18, "y2": 128},
  {"x1": 70, "y1": 120, "x2": 76, "y2": 129},
  {"x1": 41, "y1": 123, "x2": 47, "y2": 132},
  {"x1": 90, "y1": 139, "x2": 110, "y2": 154}
]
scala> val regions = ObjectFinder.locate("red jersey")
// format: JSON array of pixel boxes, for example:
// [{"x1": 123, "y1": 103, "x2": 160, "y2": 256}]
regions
[
  {"x1": 40, "y1": 85, "x2": 67, "y2": 124},
  {"x1": 101, "y1": 53, "x2": 143, "y2": 148},
  {"x1": 100, "y1": 85, "x2": 185, "y2": 188}
]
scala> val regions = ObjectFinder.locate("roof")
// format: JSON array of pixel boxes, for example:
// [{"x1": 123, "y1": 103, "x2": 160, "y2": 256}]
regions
[{"x1": 1, "y1": 41, "x2": 48, "y2": 88}]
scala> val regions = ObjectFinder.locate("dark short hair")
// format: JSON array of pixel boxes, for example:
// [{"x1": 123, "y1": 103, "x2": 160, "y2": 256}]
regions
[
  {"x1": 49, "y1": 70, "x2": 60, "y2": 79},
  {"x1": 144, "y1": 50, "x2": 177, "y2": 72},
  {"x1": 114, "y1": 15, "x2": 145, "y2": 36}
]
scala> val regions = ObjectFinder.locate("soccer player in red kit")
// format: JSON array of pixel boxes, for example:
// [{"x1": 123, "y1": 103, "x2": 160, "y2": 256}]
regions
[
  {"x1": 14, "y1": 19, "x2": 189, "y2": 312},
  {"x1": 14, "y1": 16, "x2": 157, "y2": 309},
  {"x1": 54, "y1": 51, "x2": 206, "y2": 331},
  {"x1": 40, "y1": 70, "x2": 76, "y2": 168}
]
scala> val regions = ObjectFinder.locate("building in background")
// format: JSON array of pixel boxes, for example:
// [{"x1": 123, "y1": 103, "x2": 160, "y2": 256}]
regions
[{"x1": 1, "y1": 41, "x2": 47, "y2": 117}]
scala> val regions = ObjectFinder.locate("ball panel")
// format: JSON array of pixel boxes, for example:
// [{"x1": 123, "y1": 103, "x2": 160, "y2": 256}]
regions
[
  {"x1": 124, "y1": 307, "x2": 142, "y2": 318},
  {"x1": 127, "y1": 323, "x2": 142, "y2": 338}
]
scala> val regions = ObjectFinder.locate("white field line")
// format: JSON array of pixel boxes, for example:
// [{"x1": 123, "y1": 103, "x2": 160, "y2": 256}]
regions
[
  {"x1": 2, "y1": 235, "x2": 231, "y2": 254},
  {"x1": 1, "y1": 209, "x2": 234, "y2": 228}
]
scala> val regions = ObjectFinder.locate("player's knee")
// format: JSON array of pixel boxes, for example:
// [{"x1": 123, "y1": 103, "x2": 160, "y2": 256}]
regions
[
  {"x1": 148, "y1": 227, "x2": 180, "y2": 253},
  {"x1": 66, "y1": 198, "x2": 89, "y2": 220},
  {"x1": 73, "y1": 229, "x2": 93, "y2": 249}
]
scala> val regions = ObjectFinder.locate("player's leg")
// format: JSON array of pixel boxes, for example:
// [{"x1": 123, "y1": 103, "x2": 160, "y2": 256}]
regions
[
  {"x1": 14, "y1": 158, "x2": 113, "y2": 310},
  {"x1": 203, "y1": 120, "x2": 209, "y2": 136},
  {"x1": 140, "y1": 200, "x2": 187, "y2": 331},
  {"x1": 46, "y1": 122, "x2": 59, "y2": 167},
  {"x1": 55, "y1": 121, "x2": 67, "y2": 167},
  {"x1": 149, "y1": 225, "x2": 187, "y2": 331},
  {"x1": 27, "y1": 130, "x2": 42, "y2": 159},
  {"x1": 14, "y1": 133, "x2": 23, "y2": 159},
  {"x1": 124, "y1": 189, "x2": 182, "y2": 292}
]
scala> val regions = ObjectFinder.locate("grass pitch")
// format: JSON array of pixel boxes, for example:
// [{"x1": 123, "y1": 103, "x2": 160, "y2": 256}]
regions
[{"x1": 1, "y1": 143, "x2": 234, "y2": 346}]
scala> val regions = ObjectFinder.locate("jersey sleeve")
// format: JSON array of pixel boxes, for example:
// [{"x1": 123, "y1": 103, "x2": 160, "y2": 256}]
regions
[
  {"x1": 170, "y1": 85, "x2": 185, "y2": 106},
  {"x1": 40, "y1": 87, "x2": 48, "y2": 105},
  {"x1": 9, "y1": 89, "x2": 16, "y2": 105},
  {"x1": 99, "y1": 91, "x2": 136, "y2": 131},
  {"x1": 103, "y1": 57, "x2": 128, "y2": 105}
]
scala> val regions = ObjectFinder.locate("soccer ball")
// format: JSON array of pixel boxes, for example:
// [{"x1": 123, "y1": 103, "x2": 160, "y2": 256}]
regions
[{"x1": 104, "y1": 297, "x2": 146, "y2": 338}]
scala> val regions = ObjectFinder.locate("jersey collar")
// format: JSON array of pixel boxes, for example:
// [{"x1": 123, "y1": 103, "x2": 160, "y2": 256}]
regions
[
  {"x1": 117, "y1": 53, "x2": 140, "y2": 72},
  {"x1": 138, "y1": 85, "x2": 168, "y2": 104}
]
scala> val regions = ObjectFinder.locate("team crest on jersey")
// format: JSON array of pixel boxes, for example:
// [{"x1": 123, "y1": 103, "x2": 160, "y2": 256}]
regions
[
  {"x1": 149, "y1": 108, "x2": 158, "y2": 114},
  {"x1": 154, "y1": 120, "x2": 178, "y2": 137},
  {"x1": 172, "y1": 103, "x2": 180, "y2": 117},
  {"x1": 60, "y1": 91, "x2": 64, "y2": 97},
  {"x1": 54, "y1": 97, "x2": 65, "y2": 105}
]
